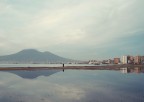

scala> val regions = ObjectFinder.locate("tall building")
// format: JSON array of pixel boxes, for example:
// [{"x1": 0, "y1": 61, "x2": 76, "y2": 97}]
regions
[
  {"x1": 114, "y1": 58, "x2": 120, "y2": 64},
  {"x1": 134, "y1": 56, "x2": 141, "y2": 64},
  {"x1": 127, "y1": 56, "x2": 134, "y2": 64},
  {"x1": 122, "y1": 56, "x2": 128, "y2": 64}
]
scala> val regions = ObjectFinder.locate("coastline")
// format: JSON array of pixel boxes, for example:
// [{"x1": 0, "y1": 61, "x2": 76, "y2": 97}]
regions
[{"x1": 0, "y1": 64, "x2": 144, "y2": 71}]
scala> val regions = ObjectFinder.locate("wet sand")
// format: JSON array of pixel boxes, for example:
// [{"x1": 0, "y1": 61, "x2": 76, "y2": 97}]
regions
[{"x1": 0, "y1": 64, "x2": 143, "y2": 71}]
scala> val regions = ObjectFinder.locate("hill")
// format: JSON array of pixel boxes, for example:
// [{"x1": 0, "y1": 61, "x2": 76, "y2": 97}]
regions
[{"x1": 0, "y1": 49, "x2": 73, "y2": 64}]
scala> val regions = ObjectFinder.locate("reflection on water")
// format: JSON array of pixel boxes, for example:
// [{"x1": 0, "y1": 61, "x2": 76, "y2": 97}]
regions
[
  {"x1": 0, "y1": 67, "x2": 144, "y2": 102},
  {"x1": 2, "y1": 70, "x2": 60, "y2": 79},
  {"x1": 120, "y1": 67, "x2": 144, "y2": 74}
]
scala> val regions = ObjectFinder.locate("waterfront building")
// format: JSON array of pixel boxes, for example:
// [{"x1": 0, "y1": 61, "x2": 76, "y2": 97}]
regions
[
  {"x1": 102, "y1": 59, "x2": 113, "y2": 64},
  {"x1": 89, "y1": 60, "x2": 100, "y2": 65},
  {"x1": 108, "y1": 59, "x2": 114, "y2": 64},
  {"x1": 102, "y1": 60, "x2": 107, "y2": 64},
  {"x1": 127, "y1": 56, "x2": 134, "y2": 64},
  {"x1": 122, "y1": 56, "x2": 128, "y2": 64},
  {"x1": 141, "y1": 56, "x2": 144, "y2": 64},
  {"x1": 134, "y1": 56, "x2": 141, "y2": 64},
  {"x1": 114, "y1": 58, "x2": 120, "y2": 64}
]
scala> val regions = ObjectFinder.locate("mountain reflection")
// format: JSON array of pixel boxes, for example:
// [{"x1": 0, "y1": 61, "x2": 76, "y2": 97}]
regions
[{"x1": 2, "y1": 70, "x2": 60, "y2": 79}]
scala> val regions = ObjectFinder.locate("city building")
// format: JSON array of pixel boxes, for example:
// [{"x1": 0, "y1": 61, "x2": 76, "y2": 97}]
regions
[
  {"x1": 141, "y1": 56, "x2": 144, "y2": 64},
  {"x1": 127, "y1": 56, "x2": 134, "y2": 64},
  {"x1": 114, "y1": 58, "x2": 120, "y2": 64},
  {"x1": 102, "y1": 59, "x2": 113, "y2": 64},
  {"x1": 89, "y1": 60, "x2": 100, "y2": 65},
  {"x1": 122, "y1": 56, "x2": 128, "y2": 64},
  {"x1": 134, "y1": 56, "x2": 141, "y2": 64},
  {"x1": 108, "y1": 59, "x2": 114, "y2": 64},
  {"x1": 121, "y1": 55, "x2": 144, "y2": 65}
]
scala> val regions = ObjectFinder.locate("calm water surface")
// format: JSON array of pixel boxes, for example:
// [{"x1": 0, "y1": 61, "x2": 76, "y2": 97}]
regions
[
  {"x1": 0, "y1": 68, "x2": 144, "y2": 102},
  {"x1": 0, "y1": 64, "x2": 97, "y2": 67}
]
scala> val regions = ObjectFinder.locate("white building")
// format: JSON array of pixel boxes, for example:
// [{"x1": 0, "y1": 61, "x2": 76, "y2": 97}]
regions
[
  {"x1": 122, "y1": 56, "x2": 128, "y2": 64},
  {"x1": 89, "y1": 60, "x2": 100, "y2": 65}
]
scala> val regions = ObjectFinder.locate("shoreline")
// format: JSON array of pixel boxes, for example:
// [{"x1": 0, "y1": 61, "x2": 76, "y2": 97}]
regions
[{"x1": 0, "y1": 64, "x2": 144, "y2": 71}]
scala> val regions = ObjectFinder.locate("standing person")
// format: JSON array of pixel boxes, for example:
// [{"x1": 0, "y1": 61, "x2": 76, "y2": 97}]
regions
[{"x1": 62, "y1": 64, "x2": 64, "y2": 72}]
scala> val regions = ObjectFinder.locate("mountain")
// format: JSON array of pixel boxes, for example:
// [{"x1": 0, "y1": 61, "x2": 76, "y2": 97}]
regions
[{"x1": 0, "y1": 49, "x2": 73, "y2": 64}]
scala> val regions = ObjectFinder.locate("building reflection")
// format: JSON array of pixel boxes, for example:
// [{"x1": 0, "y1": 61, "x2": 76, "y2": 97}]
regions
[
  {"x1": 120, "y1": 68, "x2": 129, "y2": 74},
  {"x1": 120, "y1": 67, "x2": 144, "y2": 74}
]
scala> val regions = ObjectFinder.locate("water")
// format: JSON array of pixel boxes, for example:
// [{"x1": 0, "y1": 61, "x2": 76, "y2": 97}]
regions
[
  {"x1": 0, "y1": 64, "x2": 96, "y2": 67},
  {"x1": 0, "y1": 68, "x2": 144, "y2": 102}
]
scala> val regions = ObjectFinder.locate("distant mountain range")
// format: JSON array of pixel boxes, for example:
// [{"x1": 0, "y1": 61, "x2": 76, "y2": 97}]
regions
[{"x1": 0, "y1": 49, "x2": 73, "y2": 64}]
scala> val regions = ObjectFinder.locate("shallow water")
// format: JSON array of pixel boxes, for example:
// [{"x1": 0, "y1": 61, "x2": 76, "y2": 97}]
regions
[
  {"x1": 0, "y1": 64, "x2": 97, "y2": 67},
  {"x1": 0, "y1": 68, "x2": 144, "y2": 102}
]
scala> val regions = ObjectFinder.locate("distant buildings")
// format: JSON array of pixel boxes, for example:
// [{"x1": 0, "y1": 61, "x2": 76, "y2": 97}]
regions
[
  {"x1": 88, "y1": 55, "x2": 144, "y2": 65},
  {"x1": 114, "y1": 58, "x2": 120, "y2": 64},
  {"x1": 121, "y1": 55, "x2": 134, "y2": 64},
  {"x1": 121, "y1": 55, "x2": 144, "y2": 65}
]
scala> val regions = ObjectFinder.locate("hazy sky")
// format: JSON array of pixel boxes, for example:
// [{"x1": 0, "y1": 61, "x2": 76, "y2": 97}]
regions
[{"x1": 0, "y1": 0, "x2": 144, "y2": 60}]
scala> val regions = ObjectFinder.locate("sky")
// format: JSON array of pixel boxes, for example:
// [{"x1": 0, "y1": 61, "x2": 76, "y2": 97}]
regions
[{"x1": 0, "y1": 0, "x2": 144, "y2": 60}]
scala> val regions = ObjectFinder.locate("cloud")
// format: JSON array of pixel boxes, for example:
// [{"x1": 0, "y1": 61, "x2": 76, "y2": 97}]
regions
[{"x1": 0, "y1": 0, "x2": 144, "y2": 59}]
